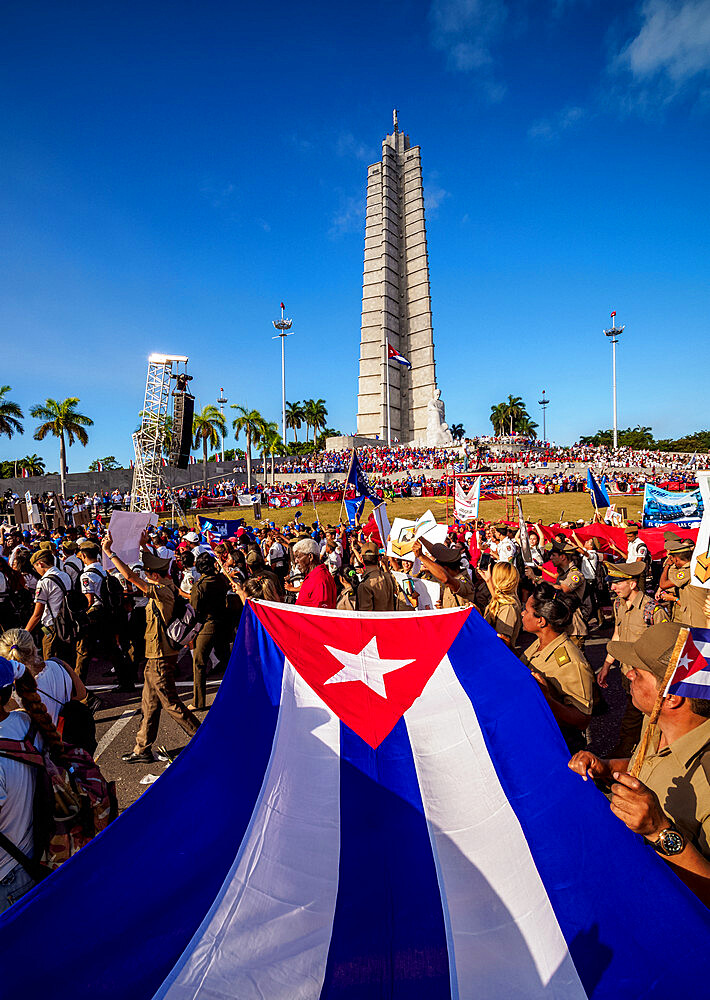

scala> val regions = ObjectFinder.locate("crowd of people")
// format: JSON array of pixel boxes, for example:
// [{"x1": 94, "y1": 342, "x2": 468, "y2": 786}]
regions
[{"x1": 1, "y1": 472, "x2": 710, "y2": 912}]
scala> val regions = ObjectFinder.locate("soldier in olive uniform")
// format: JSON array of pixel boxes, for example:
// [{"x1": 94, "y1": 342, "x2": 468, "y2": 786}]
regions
[
  {"x1": 657, "y1": 532, "x2": 709, "y2": 627},
  {"x1": 597, "y1": 561, "x2": 670, "y2": 757},
  {"x1": 101, "y1": 531, "x2": 200, "y2": 764},
  {"x1": 411, "y1": 539, "x2": 477, "y2": 609},
  {"x1": 569, "y1": 623, "x2": 710, "y2": 905},
  {"x1": 520, "y1": 583, "x2": 595, "y2": 753},
  {"x1": 549, "y1": 539, "x2": 589, "y2": 648},
  {"x1": 355, "y1": 542, "x2": 396, "y2": 612}
]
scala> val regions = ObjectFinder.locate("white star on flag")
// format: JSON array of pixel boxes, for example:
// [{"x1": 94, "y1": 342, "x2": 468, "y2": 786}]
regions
[{"x1": 324, "y1": 636, "x2": 415, "y2": 699}]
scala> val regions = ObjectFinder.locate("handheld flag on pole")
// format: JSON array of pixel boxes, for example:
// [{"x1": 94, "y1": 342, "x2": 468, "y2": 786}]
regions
[
  {"x1": 346, "y1": 450, "x2": 378, "y2": 503},
  {"x1": 344, "y1": 495, "x2": 367, "y2": 527},
  {"x1": 586, "y1": 468, "x2": 611, "y2": 509}
]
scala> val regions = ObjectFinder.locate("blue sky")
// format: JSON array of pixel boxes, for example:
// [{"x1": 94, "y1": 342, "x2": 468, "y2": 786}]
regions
[{"x1": 1, "y1": 0, "x2": 709, "y2": 470}]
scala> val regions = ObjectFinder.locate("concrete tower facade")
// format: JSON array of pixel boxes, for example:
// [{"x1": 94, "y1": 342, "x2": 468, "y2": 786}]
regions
[{"x1": 356, "y1": 113, "x2": 440, "y2": 445}]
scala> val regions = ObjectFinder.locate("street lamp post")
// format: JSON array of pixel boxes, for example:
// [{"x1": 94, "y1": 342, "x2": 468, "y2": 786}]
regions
[
  {"x1": 272, "y1": 302, "x2": 294, "y2": 446},
  {"x1": 217, "y1": 387, "x2": 228, "y2": 463},
  {"x1": 538, "y1": 390, "x2": 549, "y2": 443},
  {"x1": 603, "y1": 311, "x2": 624, "y2": 450}
]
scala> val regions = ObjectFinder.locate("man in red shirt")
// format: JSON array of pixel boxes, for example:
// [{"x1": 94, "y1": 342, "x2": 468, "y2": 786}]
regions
[{"x1": 293, "y1": 538, "x2": 337, "y2": 609}]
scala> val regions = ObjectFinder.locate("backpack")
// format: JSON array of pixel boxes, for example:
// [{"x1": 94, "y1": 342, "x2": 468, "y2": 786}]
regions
[
  {"x1": 0, "y1": 725, "x2": 117, "y2": 875},
  {"x1": 155, "y1": 590, "x2": 202, "y2": 650},
  {"x1": 46, "y1": 575, "x2": 78, "y2": 644},
  {"x1": 86, "y1": 567, "x2": 124, "y2": 615}
]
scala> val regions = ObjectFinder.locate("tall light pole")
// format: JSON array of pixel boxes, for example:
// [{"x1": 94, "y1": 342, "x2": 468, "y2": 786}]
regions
[
  {"x1": 603, "y1": 310, "x2": 624, "y2": 450},
  {"x1": 538, "y1": 389, "x2": 549, "y2": 443},
  {"x1": 272, "y1": 302, "x2": 294, "y2": 446},
  {"x1": 217, "y1": 387, "x2": 228, "y2": 463}
]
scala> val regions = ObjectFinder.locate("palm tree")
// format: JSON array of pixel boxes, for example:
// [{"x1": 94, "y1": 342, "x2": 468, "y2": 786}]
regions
[
  {"x1": 303, "y1": 398, "x2": 328, "y2": 447},
  {"x1": 516, "y1": 416, "x2": 539, "y2": 439},
  {"x1": 489, "y1": 403, "x2": 507, "y2": 437},
  {"x1": 30, "y1": 397, "x2": 93, "y2": 498},
  {"x1": 451, "y1": 423, "x2": 465, "y2": 442},
  {"x1": 21, "y1": 454, "x2": 46, "y2": 476},
  {"x1": 261, "y1": 422, "x2": 286, "y2": 484},
  {"x1": 232, "y1": 406, "x2": 265, "y2": 488},
  {"x1": 0, "y1": 386, "x2": 24, "y2": 440},
  {"x1": 192, "y1": 404, "x2": 227, "y2": 490},
  {"x1": 285, "y1": 400, "x2": 305, "y2": 445},
  {"x1": 504, "y1": 395, "x2": 526, "y2": 436}
]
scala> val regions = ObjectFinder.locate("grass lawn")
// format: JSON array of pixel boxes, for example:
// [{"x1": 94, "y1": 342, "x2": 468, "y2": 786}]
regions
[{"x1": 176, "y1": 492, "x2": 643, "y2": 530}]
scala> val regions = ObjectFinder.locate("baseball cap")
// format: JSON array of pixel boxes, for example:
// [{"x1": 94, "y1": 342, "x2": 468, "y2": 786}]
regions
[{"x1": 184, "y1": 531, "x2": 200, "y2": 543}]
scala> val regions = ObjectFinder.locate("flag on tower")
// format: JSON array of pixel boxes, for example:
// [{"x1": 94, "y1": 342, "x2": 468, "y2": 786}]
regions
[
  {"x1": 280, "y1": 301, "x2": 285, "y2": 310},
  {"x1": 4, "y1": 603, "x2": 710, "y2": 999},
  {"x1": 388, "y1": 343, "x2": 412, "y2": 369},
  {"x1": 611, "y1": 310, "x2": 616, "y2": 318}
]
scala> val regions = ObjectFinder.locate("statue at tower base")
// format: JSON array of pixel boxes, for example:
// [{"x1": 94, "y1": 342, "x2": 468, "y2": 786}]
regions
[{"x1": 424, "y1": 389, "x2": 453, "y2": 447}]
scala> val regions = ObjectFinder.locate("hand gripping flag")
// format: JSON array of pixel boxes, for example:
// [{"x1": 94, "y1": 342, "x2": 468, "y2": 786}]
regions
[
  {"x1": 346, "y1": 449, "x2": 378, "y2": 503},
  {"x1": 586, "y1": 468, "x2": 611, "y2": 508},
  {"x1": 665, "y1": 627, "x2": 710, "y2": 698},
  {"x1": 4, "y1": 604, "x2": 710, "y2": 1000},
  {"x1": 388, "y1": 343, "x2": 412, "y2": 369}
]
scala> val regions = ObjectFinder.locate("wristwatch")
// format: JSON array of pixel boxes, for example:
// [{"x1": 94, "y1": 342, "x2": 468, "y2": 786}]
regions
[{"x1": 649, "y1": 824, "x2": 686, "y2": 856}]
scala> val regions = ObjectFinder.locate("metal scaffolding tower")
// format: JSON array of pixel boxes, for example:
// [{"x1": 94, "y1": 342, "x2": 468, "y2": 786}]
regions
[{"x1": 131, "y1": 353, "x2": 189, "y2": 512}]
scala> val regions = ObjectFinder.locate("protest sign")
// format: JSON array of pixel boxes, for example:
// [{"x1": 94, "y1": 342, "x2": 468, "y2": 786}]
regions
[
  {"x1": 102, "y1": 510, "x2": 158, "y2": 571},
  {"x1": 197, "y1": 516, "x2": 244, "y2": 539},
  {"x1": 454, "y1": 478, "x2": 480, "y2": 521}
]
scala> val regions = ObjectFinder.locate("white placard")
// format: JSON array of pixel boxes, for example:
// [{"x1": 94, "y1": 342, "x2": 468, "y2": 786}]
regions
[
  {"x1": 102, "y1": 510, "x2": 159, "y2": 571},
  {"x1": 392, "y1": 571, "x2": 441, "y2": 610}
]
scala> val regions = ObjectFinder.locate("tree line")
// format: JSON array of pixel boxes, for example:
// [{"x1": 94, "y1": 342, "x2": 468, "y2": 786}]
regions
[
  {"x1": 489, "y1": 395, "x2": 539, "y2": 437},
  {"x1": 0, "y1": 386, "x2": 340, "y2": 491},
  {"x1": 579, "y1": 427, "x2": 710, "y2": 453}
]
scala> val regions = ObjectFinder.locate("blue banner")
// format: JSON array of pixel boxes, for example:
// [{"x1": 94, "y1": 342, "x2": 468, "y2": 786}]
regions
[
  {"x1": 344, "y1": 495, "x2": 367, "y2": 527},
  {"x1": 198, "y1": 516, "x2": 245, "y2": 538},
  {"x1": 642, "y1": 483, "x2": 704, "y2": 528},
  {"x1": 346, "y1": 451, "x2": 378, "y2": 502},
  {"x1": 586, "y1": 468, "x2": 611, "y2": 508}
]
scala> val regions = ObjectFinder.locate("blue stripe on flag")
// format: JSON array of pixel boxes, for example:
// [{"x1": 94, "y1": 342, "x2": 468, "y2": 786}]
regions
[
  {"x1": 321, "y1": 717, "x2": 451, "y2": 999},
  {"x1": 0, "y1": 605, "x2": 285, "y2": 1000},
  {"x1": 447, "y1": 613, "x2": 710, "y2": 999}
]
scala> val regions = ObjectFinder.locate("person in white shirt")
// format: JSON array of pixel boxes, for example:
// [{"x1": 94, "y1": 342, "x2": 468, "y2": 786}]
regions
[
  {"x1": 24, "y1": 551, "x2": 73, "y2": 662},
  {"x1": 183, "y1": 531, "x2": 212, "y2": 557},
  {"x1": 494, "y1": 524, "x2": 517, "y2": 564},
  {"x1": 60, "y1": 542, "x2": 83, "y2": 587},
  {"x1": 75, "y1": 540, "x2": 131, "y2": 689}
]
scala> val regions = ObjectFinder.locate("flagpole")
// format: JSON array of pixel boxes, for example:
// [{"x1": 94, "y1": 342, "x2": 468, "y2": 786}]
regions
[{"x1": 385, "y1": 338, "x2": 391, "y2": 448}]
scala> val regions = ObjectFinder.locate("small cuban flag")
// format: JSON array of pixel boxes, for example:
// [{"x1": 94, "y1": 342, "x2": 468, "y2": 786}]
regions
[
  {"x1": 665, "y1": 627, "x2": 710, "y2": 699},
  {"x1": 388, "y1": 342, "x2": 412, "y2": 369}
]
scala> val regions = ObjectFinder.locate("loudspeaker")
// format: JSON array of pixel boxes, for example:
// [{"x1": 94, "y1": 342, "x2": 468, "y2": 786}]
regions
[{"x1": 170, "y1": 393, "x2": 194, "y2": 469}]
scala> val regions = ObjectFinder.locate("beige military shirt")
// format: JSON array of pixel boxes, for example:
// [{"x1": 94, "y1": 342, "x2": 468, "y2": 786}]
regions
[
  {"x1": 145, "y1": 580, "x2": 177, "y2": 659},
  {"x1": 356, "y1": 566, "x2": 395, "y2": 612},
  {"x1": 520, "y1": 633, "x2": 594, "y2": 715},
  {"x1": 669, "y1": 564, "x2": 708, "y2": 627},
  {"x1": 558, "y1": 565, "x2": 588, "y2": 638},
  {"x1": 442, "y1": 570, "x2": 477, "y2": 609},
  {"x1": 630, "y1": 717, "x2": 710, "y2": 858},
  {"x1": 485, "y1": 598, "x2": 522, "y2": 646},
  {"x1": 613, "y1": 592, "x2": 670, "y2": 674}
]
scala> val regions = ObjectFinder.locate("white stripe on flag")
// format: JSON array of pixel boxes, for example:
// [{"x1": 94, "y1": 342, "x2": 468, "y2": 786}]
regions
[
  {"x1": 154, "y1": 661, "x2": 341, "y2": 1000},
  {"x1": 404, "y1": 657, "x2": 587, "y2": 1000}
]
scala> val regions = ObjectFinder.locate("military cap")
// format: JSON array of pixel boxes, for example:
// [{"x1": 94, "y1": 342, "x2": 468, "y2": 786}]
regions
[
  {"x1": 607, "y1": 622, "x2": 683, "y2": 684},
  {"x1": 623, "y1": 522, "x2": 640, "y2": 535},
  {"x1": 605, "y1": 560, "x2": 646, "y2": 580},
  {"x1": 38, "y1": 540, "x2": 54, "y2": 551},
  {"x1": 421, "y1": 538, "x2": 462, "y2": 565},
  {"x1": 78, "y1": 540, "x2": 99, "y2": 552},
  {"x1": 30, "y1": 549, "x2": 52, "y2": 566},
  {"x1": 664, "y1": 532, "x2": 695, "y2": 554},
  {"x1": 62, "y1": 541, "x2": 78, "y2": 553},
  {"x1": 551, "y1": 539, "x2": 577, "y2": 555},
  {"x1": 246, "y1": 548, "x2": 263, "y2": 565},
  {"x1": 141, "y1": 550, "x2": 171, "y2": 572}
]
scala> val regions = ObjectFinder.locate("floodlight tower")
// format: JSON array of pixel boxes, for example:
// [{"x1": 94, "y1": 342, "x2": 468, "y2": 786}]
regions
[
  {"x1": 131, "y1": 353, "x2": 189, "y2": 512},
  {"x1": 272, "y1": 302, "x2": 294, "y2": 445},
  {"x1": 538, "y1": 390, "x2": 549, "y2": 443},
  {"x1": 603, "y1": 311, "x2": 624, "y2": 450},
  {"x1": 217, "y1": 387, "x2": 228, "y2": 462}
]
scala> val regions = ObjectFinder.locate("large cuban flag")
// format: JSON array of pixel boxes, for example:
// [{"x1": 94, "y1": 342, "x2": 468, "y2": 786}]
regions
[{"x1": 2, "y1": 604, "x2": 710, "y2": 999}]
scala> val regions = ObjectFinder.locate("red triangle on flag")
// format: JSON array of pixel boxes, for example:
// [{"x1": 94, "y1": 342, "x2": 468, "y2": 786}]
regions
[{"x1": 250, "y1": 603, "x2": 472, "y2": 748}]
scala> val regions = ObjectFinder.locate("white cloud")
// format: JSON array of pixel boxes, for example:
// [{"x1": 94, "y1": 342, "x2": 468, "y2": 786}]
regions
[
  {"x1": 614, "y1": 0, "x2": 710, "y2": 103},
  {"x1": 425, "y1": 184, "x2": 450, "y2": 214},
  {"x1": 335, "y1": 132, "x2": 374, "y2": 163},
  {"x1": 329, "y1": 195, "x2": 366, "y2": 237},
  {"x1": 429, "y1": 0, "x2": 507, "y2": 95},
  {"x1": 528, "y1": 104, "x2": 585, "y2": 139}
]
